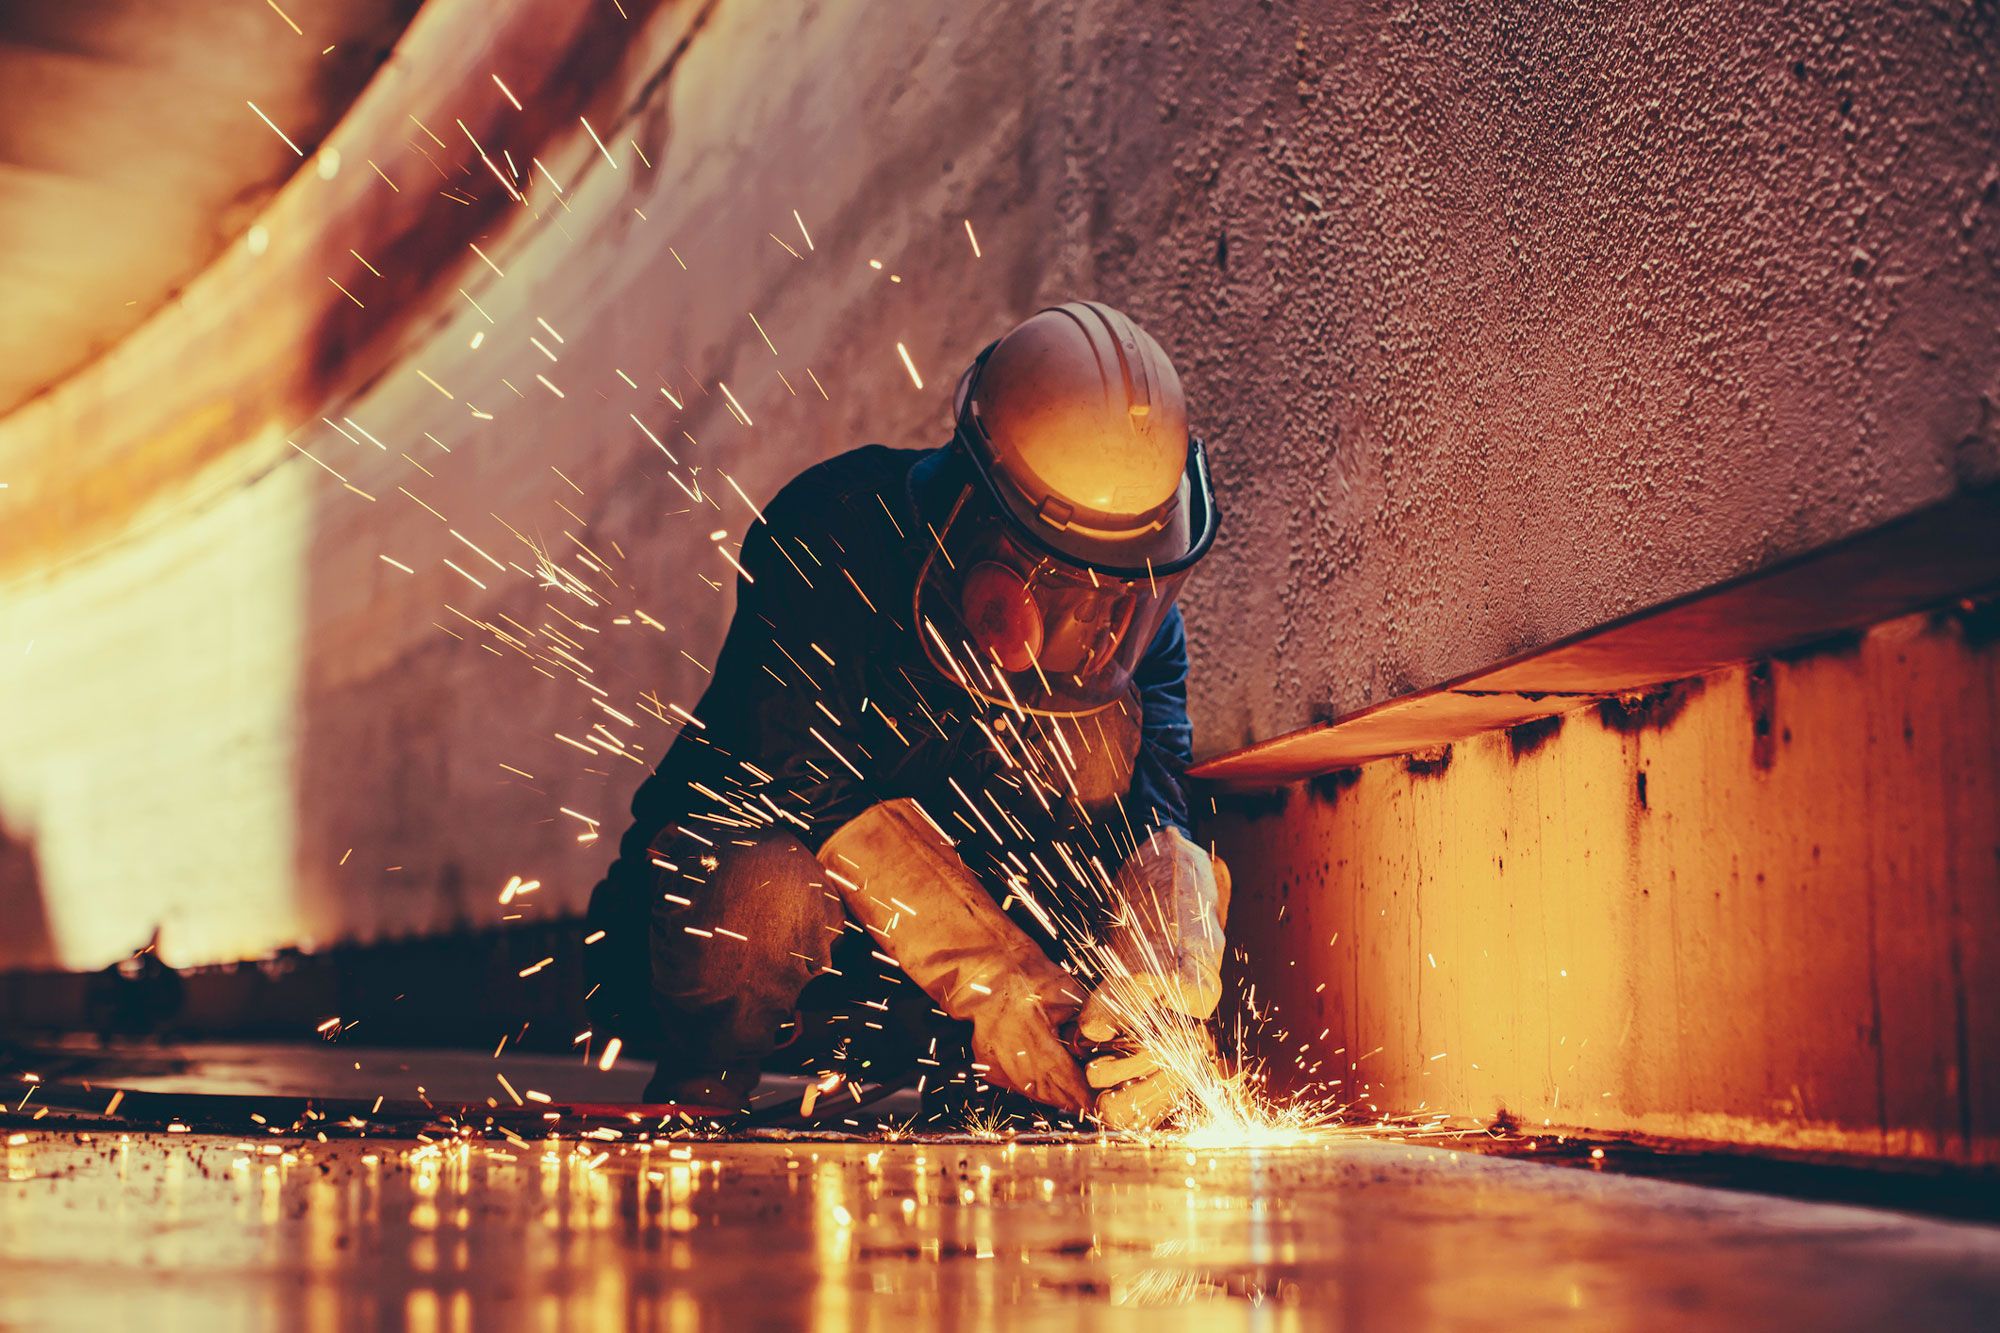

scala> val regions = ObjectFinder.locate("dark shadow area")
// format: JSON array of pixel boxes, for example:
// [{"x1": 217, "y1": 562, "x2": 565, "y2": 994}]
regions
[
  {"x1": 0, "y1": 812, "x2": 55, "y2": 971},
  {"x1": 1459, "y1": 1131, "x2": 2000, "y2": 1227},
  {"x1": 84, "y1": 926, "x2": 184, "y2": 1044},
  {"x1": 0, "y1": 917, "x2": 598, "y2": 1053}
]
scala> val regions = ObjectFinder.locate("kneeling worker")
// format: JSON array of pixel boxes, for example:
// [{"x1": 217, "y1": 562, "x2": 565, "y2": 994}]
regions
[{"x1": 588, "y1": 301, "x2": 1228, "y2": 1127}]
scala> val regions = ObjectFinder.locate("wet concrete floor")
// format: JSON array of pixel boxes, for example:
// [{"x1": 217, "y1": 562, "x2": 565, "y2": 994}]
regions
[{"x1": 5, "y1": 1127, "x2": 2000, "y2": 1330}]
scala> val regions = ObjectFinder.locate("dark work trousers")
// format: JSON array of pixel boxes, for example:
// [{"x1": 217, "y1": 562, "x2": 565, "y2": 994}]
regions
[{"x1": 641, "y1": 828, "x2": 958, "y2": 1098}]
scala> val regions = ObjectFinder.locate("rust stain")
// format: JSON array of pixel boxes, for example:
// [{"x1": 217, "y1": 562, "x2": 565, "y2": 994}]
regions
[
  {"x1": 1596, "y1": 679, "x2": 1704, "y2": 735},
  {"x1": 1506, "y1": 713, "x2": 1566, "y2": 760},
  {"x1": 1401, "y1": 745, "x2": 1452, "y2": 779},
  {"x1": 1747, "y1": 662, "x2": 1779, "y2": 771},
  {"x1": 1307, "y1": 767, "x2": 1362, "y2": 806}
]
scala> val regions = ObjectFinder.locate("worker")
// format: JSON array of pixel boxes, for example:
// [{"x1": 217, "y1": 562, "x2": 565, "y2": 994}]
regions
[{"x1": 586, "y1": 301, "x2": 1226, "y2": 1128}]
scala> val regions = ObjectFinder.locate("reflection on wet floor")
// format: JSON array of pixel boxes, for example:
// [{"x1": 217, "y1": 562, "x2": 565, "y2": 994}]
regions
[{"x1": 6, "y1": 1130, "x2": 2000, "y2": 1330}]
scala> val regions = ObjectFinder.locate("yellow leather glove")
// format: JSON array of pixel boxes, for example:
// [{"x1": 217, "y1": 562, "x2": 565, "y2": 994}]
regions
[
  {"x1": 819, "y1": 799, "x2": 1092, "y2": 1113},
  {"x1": 1077, "y1": 829, "x2": 1231, "y2": 1129}
]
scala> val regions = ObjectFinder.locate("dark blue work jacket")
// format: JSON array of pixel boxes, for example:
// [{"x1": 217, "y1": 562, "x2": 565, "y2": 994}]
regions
[{"x1": 596, "y1": 444, "x2": 1196, "y2": 926}]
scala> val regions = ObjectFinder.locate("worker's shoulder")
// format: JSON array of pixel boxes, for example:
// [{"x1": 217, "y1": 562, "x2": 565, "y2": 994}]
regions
[{"x1": 762, "y1": 444, "x2": 928, "y2": 536}]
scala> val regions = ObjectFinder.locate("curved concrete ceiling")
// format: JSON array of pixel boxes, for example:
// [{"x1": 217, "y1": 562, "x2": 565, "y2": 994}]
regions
[{"x1": 0, "y1": 0, "x2": 420, "y2": 416}]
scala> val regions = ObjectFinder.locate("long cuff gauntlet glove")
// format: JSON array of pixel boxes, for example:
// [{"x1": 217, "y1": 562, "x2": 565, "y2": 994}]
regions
[
  {"x1": 818, "y1": 799, "x2": 1093, "y2": 1113},
  {"x1": 1078, "y1": 828, "x2": 1232, "y2": 1129}
]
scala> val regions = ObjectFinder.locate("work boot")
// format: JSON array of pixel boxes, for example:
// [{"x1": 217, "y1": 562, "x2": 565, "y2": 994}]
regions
[{"x1": 642, "y1": 1063, "x2": 757, "y2": 1116}]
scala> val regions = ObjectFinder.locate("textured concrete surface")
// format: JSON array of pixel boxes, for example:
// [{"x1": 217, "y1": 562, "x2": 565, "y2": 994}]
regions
[
  {"x1": 6, "y1": 1129, "x2": 2000, "y2": 1331},
  {"x1": 1213, "y1": 604, "x2": 2000, "y2": 1164},
  {"x1": 1, "y1": 0, "x2": 1995, "y2": 968},
  {"x1": 1139, "y1": 0, "x2": 2000, "y2": 752}
]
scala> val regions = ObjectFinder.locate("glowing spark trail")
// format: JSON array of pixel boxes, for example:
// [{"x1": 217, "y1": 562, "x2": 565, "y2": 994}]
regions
[
  {"x1": 246, "y1": 101, "x2": 303, "y2": 156},
  {"x1": 580, "y1": 116, "x2": 618, "y2": 168}
]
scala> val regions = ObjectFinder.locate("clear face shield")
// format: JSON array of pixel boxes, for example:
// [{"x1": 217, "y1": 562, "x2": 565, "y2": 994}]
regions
[
  {"x1": 910, "y1": 348, "x2": 1218, "y2": 717},
  {"x1": 914, "y1": 485, "x2": 1193, "y2": 715}
]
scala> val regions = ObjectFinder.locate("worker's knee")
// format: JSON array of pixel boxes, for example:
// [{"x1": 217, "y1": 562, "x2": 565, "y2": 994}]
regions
[{"x1": 650, "y1": 830, "x2": 840, "y2": 1005}]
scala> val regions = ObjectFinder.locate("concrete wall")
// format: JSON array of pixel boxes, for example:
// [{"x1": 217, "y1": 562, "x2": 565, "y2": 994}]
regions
[
  {"x1": 0, "y1": 0, "x2": 1995, "y2": 987},
  {"x1": 1214, "y1": 602, "x2": 2000, "y2": 1164}
]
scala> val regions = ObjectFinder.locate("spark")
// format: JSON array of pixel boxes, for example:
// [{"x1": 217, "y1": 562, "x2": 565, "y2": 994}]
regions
[
  {"x1": 469, "y1": 243, "x2": 506, "y2": 278},
  {"x1": 468, "y1": 134, "x2": 525, "y2": 203},
  {"x1": 246, "y1": 101, "x2": 303, "y2": 156},
  {"x1": 492, "y1": 73, "x2": 523, "y2": 110},
  {"x1": 896, "y1": 342, "x2": 924, "y2": 390},
  {"x1": 717, "y1": 381, "x2": 753, "y2": 425},
  {"x1": 598, "y1": 1037, "x2": 623, "y2": 1072},
  {"x1": 716, "y1": 542, "x2": 755, "y2": 584},
  {"x1": 631, "y1": 415, "x2": 679, "y2": 462},
  {"x1": 841, "y1": 568, "x2": 877, "y2": 612},
  {"x1": 444, "y1": 559, "x2": 487, "y2": 590},
  {"x1": 720, "y1": 471, "x2": 766, "y2": 522},
  {"x1": 793, "y1": 209, "x2": 814, "y2": 250},
  {"x1": 580, "y1": 116, "x2": 618, "y2": 168},
  {"x1": 809, "y1": 726, "x2": 865, "y2": 779},
  {"x1": 264, "y1": 1, "x2": 303, "y2": 36},
  {"x1": 415, "y1": 369, "x2": 455, "y2": 400},
  {"x1": 287, "y1": 440, "x2": 351, "y2": 485},
  {"x1": 399, "y1": 487, "x2": 448, "y2": 522},
  {"x1": 964, "y1": 218, "x2": 982, "y2": 257}
]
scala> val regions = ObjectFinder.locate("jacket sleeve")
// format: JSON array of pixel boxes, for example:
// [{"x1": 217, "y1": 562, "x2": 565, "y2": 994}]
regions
[
  {"x1": 1123, "y1": 604, "x2": 1196, "y2": 840},
  {"x1": 583, "y1": 485, "x2": 870, "y2": 1032},
  {"x1": 690, "y1": 496, "x2": 880, "y2": 849}
]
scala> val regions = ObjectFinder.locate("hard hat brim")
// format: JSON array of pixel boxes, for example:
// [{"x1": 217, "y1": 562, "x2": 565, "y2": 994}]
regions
[{"x1": 909, "y1": 430, "x2": 1219, "y2": 583}]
